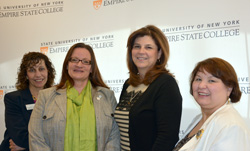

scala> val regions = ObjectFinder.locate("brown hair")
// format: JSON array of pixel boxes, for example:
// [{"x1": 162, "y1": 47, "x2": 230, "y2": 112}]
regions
[
  {"x1": 190, "y1": 57, "x2": 241, "y2": 103},
  {"x1": 56, "y1": 43, "x2": 108, "y2": 89},
  {"x1": 127, "y1": 25, "x2": 173, "y2": 86},
  {"x1": 16, "y1": 52, "x2": 56, "y2": 90}
]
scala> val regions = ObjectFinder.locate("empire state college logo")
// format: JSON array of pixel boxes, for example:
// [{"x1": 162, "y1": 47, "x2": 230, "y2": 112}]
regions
[
  {"x1": 93, "y1": 0, "x2": 102, "y2": 10},
  {"x1": 0, "y1": 90, "x2": 3, "y2": 100},
  {"x1": 40, "y1": 47, "x2": 49, "y2": 55}
]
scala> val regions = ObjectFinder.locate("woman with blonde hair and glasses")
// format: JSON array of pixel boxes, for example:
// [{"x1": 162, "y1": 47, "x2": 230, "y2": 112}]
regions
[{"x1": 29, "y1": 43, "x2": 120, "y2": 151}]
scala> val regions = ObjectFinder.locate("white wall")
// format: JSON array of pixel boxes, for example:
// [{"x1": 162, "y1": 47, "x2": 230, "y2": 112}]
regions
[{"x1": 1, "y1": 0, "x2": 250, "y2": 139}]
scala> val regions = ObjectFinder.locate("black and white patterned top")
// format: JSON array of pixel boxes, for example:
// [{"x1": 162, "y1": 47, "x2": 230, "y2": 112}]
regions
[{"x1": 114, "y1": 84, "x2": 148, "y2": 151}]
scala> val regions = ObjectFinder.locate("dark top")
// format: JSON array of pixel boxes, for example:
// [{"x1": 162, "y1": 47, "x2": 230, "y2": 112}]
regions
[
  {"x1": 118, "y1": 73, "x2": 183, "y2": 151},
  {"x1": 172, "y1": 133, "x2": 195, "y2": 151},
  {"x1": 0, "y1": 88, "x2": 34, "y2": 151}
]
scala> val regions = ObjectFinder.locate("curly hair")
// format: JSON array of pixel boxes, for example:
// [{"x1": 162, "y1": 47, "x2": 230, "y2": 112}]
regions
[{"x1": 16, "y1": 52, "x2": 56, "y2": 90}]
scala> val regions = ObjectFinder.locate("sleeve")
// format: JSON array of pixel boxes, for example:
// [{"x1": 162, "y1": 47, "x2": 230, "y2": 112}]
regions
[
  {"x1": 104, "y1": 91, "x2": 121, "y2": 151},
  {"x1": 4, "y1": 92, "x2": 29, "y2": 149},
  {"x1": 210, "y1": 125, "x2": 250, "y2": 151},
  {"x1": 28, "y1": 90, "x2": 51, "y2": 151},
  {"x1": 153, "y1": 76, "x2": 183, "y2": 151}
]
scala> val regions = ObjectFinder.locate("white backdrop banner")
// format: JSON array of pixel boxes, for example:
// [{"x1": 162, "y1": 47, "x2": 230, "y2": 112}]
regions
[{"x1": 0, "y1": 0, "x2": 250, "y2": 139}]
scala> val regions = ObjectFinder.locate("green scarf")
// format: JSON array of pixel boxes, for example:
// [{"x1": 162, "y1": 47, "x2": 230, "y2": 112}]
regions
[{"x1": 64, "y1": 80, "x2": 97, "y2": 151}]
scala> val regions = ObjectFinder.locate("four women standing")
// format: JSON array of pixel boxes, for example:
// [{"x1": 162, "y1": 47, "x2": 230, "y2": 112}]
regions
[{"x1": 1, "y1": 25, "x2": 249, "y2": 151}]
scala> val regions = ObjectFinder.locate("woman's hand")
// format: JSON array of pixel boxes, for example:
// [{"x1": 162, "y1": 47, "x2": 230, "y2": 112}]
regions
[{"x1": 9, "y1": 139, "x2": 26, "y2": 151}]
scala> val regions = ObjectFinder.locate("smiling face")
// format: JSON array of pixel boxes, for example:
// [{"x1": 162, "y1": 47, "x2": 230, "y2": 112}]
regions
[
  {"x1": 131, "y1": 35, "x2": 162, "y2": 77},
  {"x1": 67, "y1": 47, "x2": 92, "y2": 85},
  {"x1": 26, "y1": 59, "x2": 48, "y2": 91},
  {"x1": 192, "y1": 70, "x2": 232, "y2": 113}
]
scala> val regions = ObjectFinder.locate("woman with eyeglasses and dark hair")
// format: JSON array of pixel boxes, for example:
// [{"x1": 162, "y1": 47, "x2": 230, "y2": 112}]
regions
[{"x1": 28, "y1": 43, "x2": 120, "y2": 151}]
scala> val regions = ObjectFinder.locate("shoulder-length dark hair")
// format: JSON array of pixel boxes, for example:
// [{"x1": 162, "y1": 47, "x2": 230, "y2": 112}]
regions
[
  {"x1": 16, "y1": 52, "x2": 56, "y2": 90},
  {"x1": 127, "y1": 25, "x2": 173, "y2": 86},
  {"x1": 56, "y1": 43, "x2": 108, "y2": 89},
  {"x1": 190, "y1": 57, "x2": 241, "y2": 103}
]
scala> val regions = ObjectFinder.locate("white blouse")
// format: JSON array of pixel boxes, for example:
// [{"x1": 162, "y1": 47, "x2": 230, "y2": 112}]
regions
[{"x1": 177, "y1": 103, "x2": 250, "y2": 151}]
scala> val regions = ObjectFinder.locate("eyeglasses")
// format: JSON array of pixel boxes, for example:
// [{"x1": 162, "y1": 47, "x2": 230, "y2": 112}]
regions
[{"x1": 69, "y1": 57, "x2": 91, "y2": 65}]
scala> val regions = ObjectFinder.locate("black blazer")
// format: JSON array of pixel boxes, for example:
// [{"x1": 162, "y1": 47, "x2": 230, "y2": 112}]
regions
[
  {"x1": 0, "y1": 88, "x2": 34, "y2": 151},
  {"x1": 120, "y1": 74, "x2": 182, "y2": 151}
]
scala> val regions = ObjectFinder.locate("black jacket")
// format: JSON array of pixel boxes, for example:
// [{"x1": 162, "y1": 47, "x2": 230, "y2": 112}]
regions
[
  {"x1": 0, "y1": 88, "x2": 34, "y2": 151},
  {"x1": 121, "y1": 74, "x2": 182, "y2": 151}
]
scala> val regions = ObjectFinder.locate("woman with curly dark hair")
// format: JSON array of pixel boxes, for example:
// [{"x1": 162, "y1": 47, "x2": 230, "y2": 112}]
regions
[{"x1": 0, "y1": 52, "x2": 55, "y2": 151}]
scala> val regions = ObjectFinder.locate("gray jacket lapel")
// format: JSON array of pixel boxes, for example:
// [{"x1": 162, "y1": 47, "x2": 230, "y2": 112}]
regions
[{"x1": 54, "y1": 88, "x2": 67, "y2": 119}]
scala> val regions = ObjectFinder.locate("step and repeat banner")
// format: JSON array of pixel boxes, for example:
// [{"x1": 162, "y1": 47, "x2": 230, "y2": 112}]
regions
[{"x1": 0, "y1": 0, "x2": 250, "y2": 138}]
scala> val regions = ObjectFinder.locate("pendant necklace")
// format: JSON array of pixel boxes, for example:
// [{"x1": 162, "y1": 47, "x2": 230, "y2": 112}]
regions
[
  {"x1": 32, "y1": 95, "x2": 37, "y2": 103},
  {"x1": 128, "y1": 91, "x2": 140, "y2": 105}
]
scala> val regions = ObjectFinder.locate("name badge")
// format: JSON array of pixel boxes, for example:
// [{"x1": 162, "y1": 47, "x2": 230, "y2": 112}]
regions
[{"x1": 26, "y1": 104, "x2": 35, "y2": 110}]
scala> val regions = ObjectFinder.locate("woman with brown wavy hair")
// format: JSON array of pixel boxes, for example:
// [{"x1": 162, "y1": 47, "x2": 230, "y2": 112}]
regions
[
  {"x1": 173, "y1": 57, "x2": 250, "y2": 151},
  {"x1": 29, "y1": 43, "x2": 120, "y2": 151},
  {"x1": 0, "y1": 52, "x2": 55, "y2": 151},
  {"x1": 114, "y1": 25, "x2": 182, "y2": 151}
]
